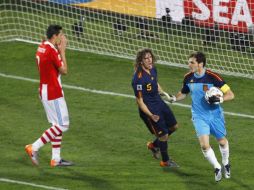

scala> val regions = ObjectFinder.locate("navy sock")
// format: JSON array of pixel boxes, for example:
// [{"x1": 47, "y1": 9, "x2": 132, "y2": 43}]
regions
[{"x1": 159, "y1": 140, "x2": 169, "y2": 162}]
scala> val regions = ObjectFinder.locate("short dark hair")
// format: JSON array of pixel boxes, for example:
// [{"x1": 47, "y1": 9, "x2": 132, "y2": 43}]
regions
[
  {"x1": 46, "y1": 25, "x2": 62, "y2": 39},
  {"x1": 134, "y1": 48, "x2": 156, "y2": 70},
  {"x1": 189, "y1": 51, "x2": 206, "y2": 67}
]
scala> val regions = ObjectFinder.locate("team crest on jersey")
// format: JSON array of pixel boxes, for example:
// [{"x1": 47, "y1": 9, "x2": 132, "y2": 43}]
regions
[
  {"x1": 203, "y1": 84, "x2": 208, "y2": 91},
  {"x1": 137, "y1": 84, "x2": 142, "y2": 90},
  {"x1": 37, "y1": 47, "x2": 46, "y2": 53}
]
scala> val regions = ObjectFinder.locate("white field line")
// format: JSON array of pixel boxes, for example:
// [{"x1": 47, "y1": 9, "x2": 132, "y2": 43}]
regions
[
  {"x1": 1, "y1": 72, "x2": 254, "y2": 119},
  {"x1": 0, "y1": 178, "x2": 68, "y2": 190}
]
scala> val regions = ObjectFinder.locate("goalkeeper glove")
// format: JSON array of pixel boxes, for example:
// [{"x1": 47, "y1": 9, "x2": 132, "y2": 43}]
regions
[
  {"x1": 206, "y1": 95, "x2": 223, "y2": 104},
  {"x1": 160, "y1": 92, "x2": 176, "y2": 103}
]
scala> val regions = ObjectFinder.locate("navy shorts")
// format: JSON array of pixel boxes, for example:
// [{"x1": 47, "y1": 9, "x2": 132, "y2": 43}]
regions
[{"x1": 139, "y1": 103, "x2": 177, "y2": 137}]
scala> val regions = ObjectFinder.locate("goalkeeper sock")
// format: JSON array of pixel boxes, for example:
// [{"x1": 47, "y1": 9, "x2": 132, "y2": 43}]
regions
[
  {"x1": 219, "y1": 142, "x2": 229, "y2": 166},
  {"x1": 202, "y1": 147, "x2": 221, "y2": 169},
  {"x1": 159, "y1": 140, "x2": 169, "y2": 162}
]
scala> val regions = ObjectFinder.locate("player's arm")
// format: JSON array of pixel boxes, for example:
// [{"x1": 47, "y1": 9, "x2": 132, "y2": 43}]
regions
[
  {"x1": 136, "y1": 96, "x2": 159, "y2": 122},
  {"x1": 57, "y1": 34, "x2": 68, "y2": 75},
  {"x1": 174, "y1": 79, "x2": 190, "y2": 102},
  {"x1": 175, "y1": 91, "x2": 187, "y2": 101},
  {"x1": 223, "y1": 89, "x2": 234, "y2": 102},
  {"x1": 220, "y1": 84, "x2": 234, "y2": 102},
  {"x1": 158, "y1": 83, "x2": 176, "y2": 103},
  {"x1": 213, "y1": 77, "x2": 235, "y2": 103},
  {"x1": 157, "y1": 83, "x2": 164, "y2": 94}
]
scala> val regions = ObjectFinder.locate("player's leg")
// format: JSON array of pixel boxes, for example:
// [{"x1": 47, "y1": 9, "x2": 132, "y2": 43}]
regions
[
  {"x1": 198, "y1": 135, "x2": 221, "y2": 168},
  {"x1": 168, "y1": 124, "x2": 178, "y2": 135},
  {"x1": 25, "y1": 97, "x2": 72, "y2": 166},
  {"x1": 193, "y1": 118, "x2": 222, "y2": 181},
  {"x1": 217, "y1": 137, "x2": 230, "y2": 179},
  {"x1": 25, "y1": 125, "x2": 63, "y2": 166},
  {"x1": 49, "y1": 98, "x2": 73, "y2": 167},
  {"x1": 198, "y1": 135, "x2": 222, "y2": 182},
  {"x1": 158, "y1": 133, "x2": 169, "y2": 163},
  {"x1": 142, "y1": 114, "x2": 172, "y2": 166},
  {"x1": 154, "y1": 121, "x2": 178, "y2": 167},
  {"x1": 33, "y1": 98, "x2": 69, "y2": 149},
  {"x1": 51, "y1": 134, "x2": 62, "y2": 163},
  {"x1": 139, "y1": 111, "x2": 160, "y2": 159},
  {"x1": 211, "y1": 117, "x2": 230, "y2": 179},
  {"x1": 146, "y1": 138, "x2": 160, "y2": 159},
  {"x1": 25, "y1": 99, "x2": 64, "y2": 165},
  {"x1": 217, "y1": 138, "x2": 229, "y2": 164},
  {"x1": 157, "y1": 133, "x2": 179, "y2": 168},
  {"x1": 163, "y1": 102, "x2": 179, "y2": 137},
  {"x1": 159, "y1": 104, "x2": 179, "y2": 167},
  {"x1": 31, "y1": 125, "x2": 63, "y2": 149}
]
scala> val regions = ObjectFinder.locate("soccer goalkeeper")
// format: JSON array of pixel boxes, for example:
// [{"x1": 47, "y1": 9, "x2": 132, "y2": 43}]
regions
[
  {"x1": 171, "y1": 52, "x2": 234, "y2": 182},
  {"x1": 131, "y1": 48, "x2": 179, "y2": 168}
]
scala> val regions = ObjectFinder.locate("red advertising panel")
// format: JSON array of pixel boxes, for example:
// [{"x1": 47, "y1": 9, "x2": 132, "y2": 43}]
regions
[{"x1": 184, "y1": 0, "x2": 254, "y2": 32}]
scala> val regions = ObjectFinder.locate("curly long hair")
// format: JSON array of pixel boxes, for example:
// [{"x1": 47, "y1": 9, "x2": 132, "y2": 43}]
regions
[{"x1": 134, "y1": 48, "x2": 156, "y2": 71}]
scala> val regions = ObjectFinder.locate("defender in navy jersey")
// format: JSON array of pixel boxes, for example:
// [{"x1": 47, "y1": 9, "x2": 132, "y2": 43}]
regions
[
  {"x1": 132, "y1": 48, "x2": 179, "y2": 168},
  {"x1": 173, "y1": 52, "x2": 234, "y2": 182}
]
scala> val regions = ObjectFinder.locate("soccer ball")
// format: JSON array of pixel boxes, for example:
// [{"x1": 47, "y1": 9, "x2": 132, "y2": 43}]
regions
[{"x1": 205, "y1": 87, "x2": 223, "y2": 104}]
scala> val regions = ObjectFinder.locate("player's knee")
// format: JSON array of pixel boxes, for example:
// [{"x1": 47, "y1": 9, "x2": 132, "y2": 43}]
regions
[
  {"x1": 159, "y1": 134, "x2": 168, "y2": 141},
  {"x1": 168, "y1": 124, "x2": 178, "y2": 135},
  {"x1": 217, "y1": 137, "x2": 228, "y2": 146},
  {"x1": 201, "y1": 146, "x2": 212, "y2": 158},
  {"x1": 172, "y1": 124, "x2": 179, "y2": 131},
  {"x1": 200, "y1": 144, "x2": 210, "y2": 151},
  {"x1": 58, "y1": 125, "x2": 69, "y2": 133}
]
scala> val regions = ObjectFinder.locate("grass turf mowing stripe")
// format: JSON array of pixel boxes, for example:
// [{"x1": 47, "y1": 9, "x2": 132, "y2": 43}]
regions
[{"x1": 1, "y1": 72, "x2": 254, "y2": 119}]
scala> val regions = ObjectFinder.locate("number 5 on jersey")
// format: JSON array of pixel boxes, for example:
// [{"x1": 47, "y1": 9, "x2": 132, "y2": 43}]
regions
[{"x1": 146, "y1": 83, "x2": 152, "y2": 91}]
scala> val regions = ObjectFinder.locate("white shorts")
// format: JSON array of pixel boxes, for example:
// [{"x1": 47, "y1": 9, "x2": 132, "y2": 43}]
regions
[{"x1": 41, "y1": 97, "x2": 69, "y2": 127}]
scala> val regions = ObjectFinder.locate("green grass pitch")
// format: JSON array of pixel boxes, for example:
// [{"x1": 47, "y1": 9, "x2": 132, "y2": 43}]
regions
[{"x1": 0, "y1": 42, "x2": 254, "y2": 190}]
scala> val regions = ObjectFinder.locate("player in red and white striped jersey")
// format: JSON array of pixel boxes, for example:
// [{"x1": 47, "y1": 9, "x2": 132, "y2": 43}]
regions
[{"x1": 25, "y1": 25, "x2": 73, "y2": 167}]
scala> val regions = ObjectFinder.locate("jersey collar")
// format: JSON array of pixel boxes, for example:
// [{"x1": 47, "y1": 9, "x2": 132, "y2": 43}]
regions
[
  {"x1": 194, "y1": 68, "x2": 206, "y2": 78},
  {"x1": 44, "y1": 41, "x2": 58, "y2": 51}
]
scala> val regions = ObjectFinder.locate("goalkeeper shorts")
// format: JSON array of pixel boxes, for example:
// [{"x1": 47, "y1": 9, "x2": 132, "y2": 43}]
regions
[{"x1": 192, "y1": 115, "x2": 226, "y2": 139}]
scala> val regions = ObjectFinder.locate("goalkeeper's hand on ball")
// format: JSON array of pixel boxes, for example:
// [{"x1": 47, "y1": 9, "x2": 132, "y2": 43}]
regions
[
  {"x1": 206, "y1": 95, "x2": 223, "y2": 104},
  {"x1": 205, "y1": 87, "x2": 224, "y2": 105},
  {"x1": 160, "y1": 91, "x2": 176, "y2": 103}
]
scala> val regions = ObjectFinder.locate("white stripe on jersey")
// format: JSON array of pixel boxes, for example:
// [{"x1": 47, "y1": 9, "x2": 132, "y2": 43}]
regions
[
  {"x1": 41, "y1": 84, "x2": 48, "y2": 100},
  {"x1": 44, "y1": 41, "x2": 58, "y2": 51},
  {"x1": 57, "y1": 75, "x2": 64, "y2": 95}
]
